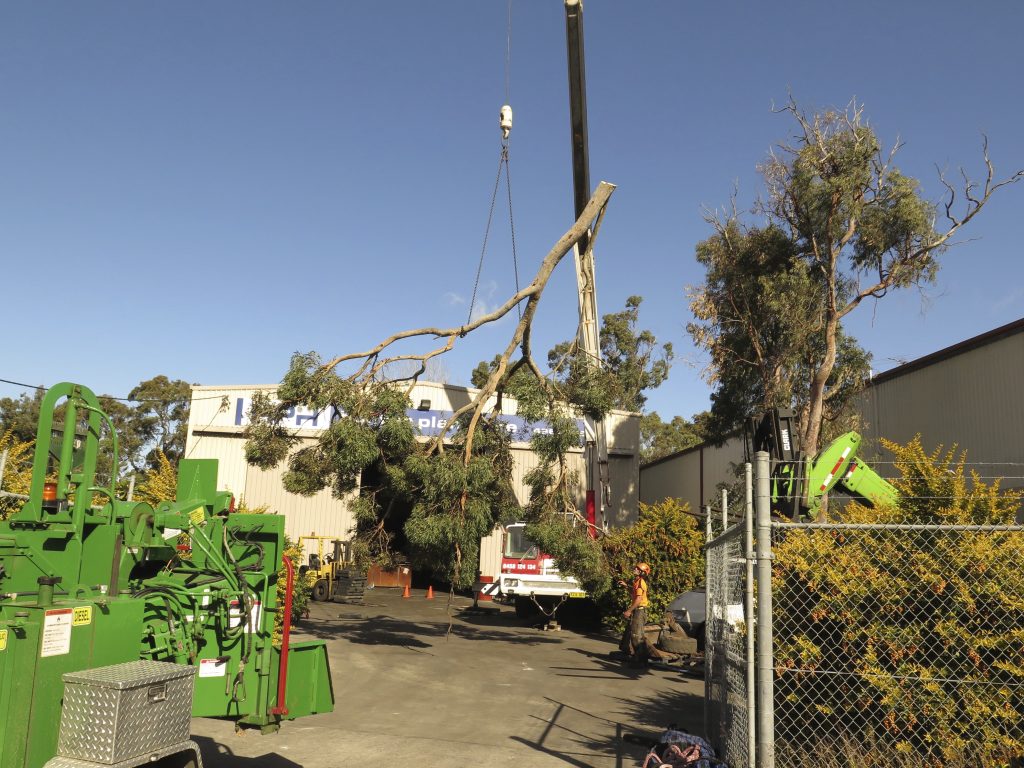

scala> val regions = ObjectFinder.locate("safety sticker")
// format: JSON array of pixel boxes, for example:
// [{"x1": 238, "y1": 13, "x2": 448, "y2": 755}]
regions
[
  {"x1": 41, "y1": 608, "x2": 73, "y2": 657},
  {"x1": 189, "y1": 508, "x2": 206, "y2": 526},
  {"x1": 199, "y1": 657, "x2": 228, "y2": 678},
  {"x1": 0, "y1": 629, "x2": 7, "y2": 651},
  {"x1": 72, "y1": 606, "x2": 92, "y2": 627}
]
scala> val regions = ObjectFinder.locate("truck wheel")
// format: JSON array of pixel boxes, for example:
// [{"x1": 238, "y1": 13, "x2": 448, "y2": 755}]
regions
[
  {"x1": 514, "y1": 597, "x2": 536, "y2": 618},
  {"x1": 312, "y1": 579, "x2": 329, "y2": 601}
]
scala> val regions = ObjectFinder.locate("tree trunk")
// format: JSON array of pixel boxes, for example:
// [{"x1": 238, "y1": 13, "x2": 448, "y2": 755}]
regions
[{"x1": 802, "y1": 312, "x2": 839, "y2": 457}]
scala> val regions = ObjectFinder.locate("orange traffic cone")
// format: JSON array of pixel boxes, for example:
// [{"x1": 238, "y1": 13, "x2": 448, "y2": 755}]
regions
[
  {"x1": 402, "y1": 584, "x2": 410, "y2": 599},
  {"x1": 426, "y1": 585, "x2": 434, "y2": 600}
]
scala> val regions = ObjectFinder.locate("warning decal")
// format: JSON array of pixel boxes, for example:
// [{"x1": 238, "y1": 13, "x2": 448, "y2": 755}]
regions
[
  {"x1": 72, "y1": 606, "x2": 92, "y2": 626},
  {"x1": 0, "y1": 629, "x2": 7, "y2": 651},
  {"x1": 41, "y1": 608, "x2": 73, "y2": 657},
  {"x1": 199, "y1": 657, "x2": 228, "y2": 678}
]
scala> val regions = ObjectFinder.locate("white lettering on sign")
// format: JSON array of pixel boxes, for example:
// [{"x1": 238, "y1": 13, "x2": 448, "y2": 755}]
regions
[
  {"x1": 199, "y1": 657, "x2": 228, "y2": 678},
  {"x1": 502, "y1": 562, "x2": 540, "y2": 573},
  {"x1": 234, "y1": 398, "x2": 342, "y2": 430},
  {"x1": 41, "y1": 609, "x2": 73, "y2": 657},
  {"x1": 232, "y1": 398, "x2": 585, "y2": 445}
]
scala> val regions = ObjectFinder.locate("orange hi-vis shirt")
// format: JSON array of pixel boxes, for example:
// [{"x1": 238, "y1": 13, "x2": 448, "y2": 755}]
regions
[{"x1": 632, "y1": 576, "x2": 649, "y2": 608}]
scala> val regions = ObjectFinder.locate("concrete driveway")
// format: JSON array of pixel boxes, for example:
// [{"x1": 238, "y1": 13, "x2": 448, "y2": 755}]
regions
[{"x1": 190, "y1": 588, "x2": 705, "y2": 767}]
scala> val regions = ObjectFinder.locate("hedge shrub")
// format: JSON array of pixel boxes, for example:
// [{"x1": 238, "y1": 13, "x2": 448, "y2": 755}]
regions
[
  {"x1": 772, "y1": 437, "x2": 1024, "y2": 766},
  {"x1": 599, "y1": 497, "x2": 704, "y2": 632}
]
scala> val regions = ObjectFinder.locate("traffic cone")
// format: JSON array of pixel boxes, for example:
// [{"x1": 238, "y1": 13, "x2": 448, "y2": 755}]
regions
[
  {"x1": 402, "y1": 584, "x2": 410, "y2": 599},
  {"x1": 426, "y1": 585, "x2": 434, "y2": 600}
]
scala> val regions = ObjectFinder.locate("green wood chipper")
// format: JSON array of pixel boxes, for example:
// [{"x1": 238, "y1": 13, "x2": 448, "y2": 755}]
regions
[{"x1": 0, "y1": 383, "x2": 334, "y2": 768}]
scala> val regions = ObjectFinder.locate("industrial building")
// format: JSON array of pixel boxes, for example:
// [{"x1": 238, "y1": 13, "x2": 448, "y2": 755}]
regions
[
  {"x1": 185, "y1": 380, "x2": 640, "y2": 581},
  {"x1": 640, "y1": 318, "x2": 1024, "y2": 513}
]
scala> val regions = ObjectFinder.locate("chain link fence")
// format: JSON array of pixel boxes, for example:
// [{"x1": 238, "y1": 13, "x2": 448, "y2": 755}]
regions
[
  {"x1": 769, "y1": 520, "x2": 1024, "y2": 767},
  {"x1": 705, "y1": 477, "x2": 755, "y2": 768},
  {"x1": 705, "y1": 456, "x2": 1024, "y2": 767}
]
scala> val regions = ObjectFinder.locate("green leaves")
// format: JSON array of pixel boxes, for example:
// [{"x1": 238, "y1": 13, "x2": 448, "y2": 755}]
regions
[
  {"x1": 599, "y1": 498, "x2": 704, "y2": 629},
  {"x1": 772, "y1": 438, "x2": 1024, "y2": 763},
  {"x1": 640, "y1": 412, "x2": 703, "y2": 463}
]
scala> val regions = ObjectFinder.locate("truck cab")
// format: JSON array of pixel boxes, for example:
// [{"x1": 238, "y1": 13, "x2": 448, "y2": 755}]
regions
[{"x1": 496, "y1": 523, "x2": 586, "y2": 617}]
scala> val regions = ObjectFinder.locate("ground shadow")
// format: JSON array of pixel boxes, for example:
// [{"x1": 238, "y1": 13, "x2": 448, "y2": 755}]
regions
[
  {"x1": 612, "y1": 685, "x2": 707, "y2": 748},
  {"x1": 515, "y1": 691, "x2": 705, "y2": 767},
  {"x1": 294, "y1": 613, "x2": 566, "y2": 648},
  {"x1": 192, "y1": 735, "x2": 304, "y2": 768},
  {"x1": 508, "y1": 700, "x2": 650, "y2": 768}
]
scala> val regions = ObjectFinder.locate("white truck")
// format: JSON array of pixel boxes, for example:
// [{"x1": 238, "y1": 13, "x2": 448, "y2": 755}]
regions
[{"x1": 481, "y1": 523, "x2": 588, "y2": 619}]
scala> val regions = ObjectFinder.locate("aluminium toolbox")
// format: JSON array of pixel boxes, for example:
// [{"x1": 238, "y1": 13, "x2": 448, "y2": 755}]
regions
[{"x1": 56, "y1": 660, "x2": 196, "y2": 765}]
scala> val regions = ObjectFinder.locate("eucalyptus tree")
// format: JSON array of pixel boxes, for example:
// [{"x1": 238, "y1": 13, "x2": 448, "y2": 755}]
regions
[
  {"x1": 689, "y1": 99, "x2": 1022, "y2": 455},
  {"x1": 243, "y1": 184, "x2": 619, "y2": 592}
]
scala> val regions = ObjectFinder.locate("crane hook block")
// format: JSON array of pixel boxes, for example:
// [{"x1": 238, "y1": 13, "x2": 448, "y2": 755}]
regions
[{"x1": 499, "y1": 105, "x2": 513, "y2": 140}]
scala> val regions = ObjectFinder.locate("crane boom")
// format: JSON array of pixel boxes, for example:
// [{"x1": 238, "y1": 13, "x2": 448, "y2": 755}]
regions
[{"x1": 564, "y1": 0, "x2": 609, "y2": 531}]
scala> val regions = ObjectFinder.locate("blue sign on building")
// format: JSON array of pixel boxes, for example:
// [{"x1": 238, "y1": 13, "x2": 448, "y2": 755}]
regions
[{"x1": 232, "y1": 398, "x2": 585, "y2": 445}]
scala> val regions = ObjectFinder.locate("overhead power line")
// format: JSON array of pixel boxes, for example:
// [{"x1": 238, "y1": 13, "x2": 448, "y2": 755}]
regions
[{"x1": 0, "y1": 377, "x2": 226, "y2": 404}]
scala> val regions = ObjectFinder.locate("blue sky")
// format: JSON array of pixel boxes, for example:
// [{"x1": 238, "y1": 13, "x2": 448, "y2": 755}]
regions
[{"x1": 2, "y1": 1, "x2": 1021, "y2": 421}]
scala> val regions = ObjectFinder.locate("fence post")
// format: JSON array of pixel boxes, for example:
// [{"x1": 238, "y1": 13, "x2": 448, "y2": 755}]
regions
[
  {"x1": 720, "y1": 490, "x2": 730, "y2": 638},
  {"x1": 704, "y1": 503, "x2": 713, "y2": 744},
  {"x1": 755, "y1": 451, "x2": 775, "y2": 768},
  {"x1": 721, "y1": 488, "x2": 729, "y2": 532},
  {"x1": 745, "y1": 462, "x2": 756, "y2": 768}
]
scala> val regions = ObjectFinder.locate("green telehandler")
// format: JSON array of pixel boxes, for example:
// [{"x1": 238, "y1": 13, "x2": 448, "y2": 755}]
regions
[{"x1": 746, "y1": 409, "x2": 899, "y2": 519}]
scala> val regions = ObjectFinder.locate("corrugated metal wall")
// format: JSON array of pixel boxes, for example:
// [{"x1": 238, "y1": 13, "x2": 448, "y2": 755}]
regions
[
  {"x1": 857, "y1": 331, "x2": 1024, "y2": 493},
  {"x1": 641, "y1": 324, "x2": 1024, "y2": 511},
  {"x1": 639, "y1": 438, "x2": 743, "y2": 514},
  {"x1": 244, "y1": 461, "x2": 356, "y2": 541},
  {"x1": 185, "y1": 386, "x2": 355, "y2": 544}
]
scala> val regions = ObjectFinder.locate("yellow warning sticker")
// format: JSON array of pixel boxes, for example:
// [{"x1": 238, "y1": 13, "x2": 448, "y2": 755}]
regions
[
  {"x1": 72, "y1": 606, "x2": 92, "y2": 627},
  {"x1": 0, "y1": 629, "x2": 7, "y2": 651},
  {"x1": 189, "y1": 507, "x2": 206, "y2": 526}
]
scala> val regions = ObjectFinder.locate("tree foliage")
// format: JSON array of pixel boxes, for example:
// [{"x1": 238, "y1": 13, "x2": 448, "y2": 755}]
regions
[
  {"x1": 547, "y1": 295, "x2": 673, "y2": 414},
  {"x1": 133, "y1": 450, "x2": 180, "y2": 507},
  {"x1": 244, "y1": 184, "x2": 621, "y2": 589},
  {"x1": 125, "y1": 376, "x2": 192, "y2": 470},
  {"x1": 689, "y1": 99, "x2": 1022, "y2": 454},
  {"x1": 474, "y1": 295, "x2": 672, "y2": 421},
  {"x1": 772, "y1": 438, "x2": 1024, "y2": 764},
  {"x1": 0, "y1": 388, "x2": 46, "y2": 443},
  {"x1": 0, "y1": 430, "x2": 33, "y2": 520},
  {"x1": 640, "y1": 412, "x2": 704, "y2": 464}
]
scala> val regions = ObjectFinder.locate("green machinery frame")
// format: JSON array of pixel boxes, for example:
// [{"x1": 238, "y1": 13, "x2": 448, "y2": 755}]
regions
[{"x1": 0, "y1": 383, "x2": 334, "y2": 768}]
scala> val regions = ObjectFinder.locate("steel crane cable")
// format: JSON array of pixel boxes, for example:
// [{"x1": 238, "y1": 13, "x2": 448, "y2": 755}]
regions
[
  {"x1": 467, "y1": 146, "x2": 507, "y2": 326},
  {"x1": 505, "y1": 144, "x2": 521, "y2": 316},
  {"x1": 467, "y1": 0, "x2": 520, "y2": 325}
]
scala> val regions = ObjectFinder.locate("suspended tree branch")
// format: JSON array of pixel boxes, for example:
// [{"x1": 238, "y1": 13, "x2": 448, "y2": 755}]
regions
[{"x1": 321, "y1": 181, "x2": 615, "y2": 460}]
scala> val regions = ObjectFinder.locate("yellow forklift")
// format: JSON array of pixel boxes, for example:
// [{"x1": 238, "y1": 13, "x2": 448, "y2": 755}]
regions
[{"x1": 299, "y1": 535, "x2": 366, "y2": 602}]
